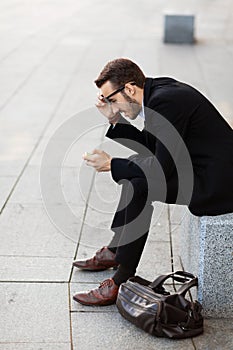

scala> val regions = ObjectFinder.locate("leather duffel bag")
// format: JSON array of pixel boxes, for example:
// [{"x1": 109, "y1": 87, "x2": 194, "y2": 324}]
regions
[{"x1": 116, "y1": 270, "x2": 203, "y2": 339}]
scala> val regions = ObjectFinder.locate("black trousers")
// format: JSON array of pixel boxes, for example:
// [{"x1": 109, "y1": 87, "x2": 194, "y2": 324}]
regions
[{"x1": 108, "y1": 178, "x2": 154, "y2": 272}]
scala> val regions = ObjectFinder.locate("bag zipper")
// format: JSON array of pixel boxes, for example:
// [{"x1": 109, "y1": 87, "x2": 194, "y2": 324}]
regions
[
  {"x1": 120, "y1": 283, "x2": 162, "y2": 318},
  {"x1": 124, "y1": 282, "x2": 165, "y2": 301},
  {"x1": 119, "y1": 294, "x2": 157, "y2": 316}
]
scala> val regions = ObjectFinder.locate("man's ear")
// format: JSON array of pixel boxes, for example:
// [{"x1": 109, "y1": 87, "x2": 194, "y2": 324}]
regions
[{"x1": 124, "y1": 82, "x2": 136, "y2": 96}]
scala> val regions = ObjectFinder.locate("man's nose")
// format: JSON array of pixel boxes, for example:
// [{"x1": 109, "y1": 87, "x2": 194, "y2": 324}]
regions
[{"x1": 112, "y1": 104, "x2": 120, "y2": 115}]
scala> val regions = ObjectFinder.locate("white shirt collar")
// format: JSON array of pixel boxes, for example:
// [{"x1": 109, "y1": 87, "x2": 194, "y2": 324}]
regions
[{"x1": 138, "y1": 99, "x2": 145, "y2": 120}]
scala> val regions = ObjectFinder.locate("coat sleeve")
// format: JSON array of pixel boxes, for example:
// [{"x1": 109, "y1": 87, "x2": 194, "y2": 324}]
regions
[
  {"x1": 105, "y1": 115, "x2": 156, "y2": 155},
  {"x1": 110, "y1": 99, "x2": 190, "y2": 183}
]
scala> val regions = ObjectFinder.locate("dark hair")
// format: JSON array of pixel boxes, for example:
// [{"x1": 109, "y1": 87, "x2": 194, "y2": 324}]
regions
[{"x1": 94, "y1": 58, "x2": 145, "y2": 89}]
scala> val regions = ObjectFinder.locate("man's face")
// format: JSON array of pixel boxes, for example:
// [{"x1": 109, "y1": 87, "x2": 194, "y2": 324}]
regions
[{"x1": 100, "y1": 81, "x2": 142, "y2": 120}]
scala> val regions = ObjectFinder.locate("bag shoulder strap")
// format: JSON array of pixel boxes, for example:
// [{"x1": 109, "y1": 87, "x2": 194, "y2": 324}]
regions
[{"x1": 150, "y1": 271, "x2": 197, "y2": 296}]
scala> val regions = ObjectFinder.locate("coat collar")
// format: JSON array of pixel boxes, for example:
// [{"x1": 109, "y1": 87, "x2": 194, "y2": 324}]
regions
[
  {"x1": 143, "y1": 76, "x2": 177, "y2": 107},
  {"x1": 143, "y1": 77, "x2": 154, "y2": 107},
  {"x1": 143, "y1": 77, "x2": 156, "y2": 126}
]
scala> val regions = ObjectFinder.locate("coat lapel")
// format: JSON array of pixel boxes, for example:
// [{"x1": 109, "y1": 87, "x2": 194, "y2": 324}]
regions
[
  {"x1": 142, "y1": 78, "x2": 157, "y2": 148},
  {"x1": 143, "y1": 78, "x2": 155, "y2": 130}
]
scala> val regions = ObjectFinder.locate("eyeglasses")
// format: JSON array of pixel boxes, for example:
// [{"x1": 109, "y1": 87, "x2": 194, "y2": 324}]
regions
[{"x1": 101, "y1": 81, "x2": 136, "y2": 104}]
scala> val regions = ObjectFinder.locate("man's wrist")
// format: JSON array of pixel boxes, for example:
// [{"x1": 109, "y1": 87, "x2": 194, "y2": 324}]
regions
[
  {"x1": 100, "y1": 157, "x2": 112, "y2": 172},
  {"x1": 107, "y1": 157, "x2": 112, "y2": 171}
]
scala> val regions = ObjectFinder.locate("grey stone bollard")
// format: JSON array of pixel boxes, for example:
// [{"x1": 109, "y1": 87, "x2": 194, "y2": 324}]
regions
[
  {"x1": 164, "y1": 15, "x2": 195, "y2": 44},
  {"x1": 180, "y1": 212, "x2": 233, "y2": 318}
]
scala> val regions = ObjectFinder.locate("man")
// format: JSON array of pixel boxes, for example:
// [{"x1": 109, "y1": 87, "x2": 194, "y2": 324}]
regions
[{"x1": 73, "y1": 58, "x2": 233, "y2": 306}]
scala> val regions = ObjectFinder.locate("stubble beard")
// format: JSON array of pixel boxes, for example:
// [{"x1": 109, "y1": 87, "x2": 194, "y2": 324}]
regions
[{"x1": 121, "y1": 91, "x2": 141, "y2": 119}]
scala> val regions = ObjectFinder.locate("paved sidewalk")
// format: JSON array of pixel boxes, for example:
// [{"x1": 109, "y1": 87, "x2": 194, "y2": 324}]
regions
[{"x1": 0, "y1": 1, "x2": 232, "y2": 349}]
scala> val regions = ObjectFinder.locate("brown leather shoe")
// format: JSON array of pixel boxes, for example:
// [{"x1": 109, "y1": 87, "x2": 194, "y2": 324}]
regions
[
  {"x1": 73, "y1": 278, "x2": 119, "y2": 306},
  {"x1": 72, "y1": 246, "x2": 118, "y2": 271}
]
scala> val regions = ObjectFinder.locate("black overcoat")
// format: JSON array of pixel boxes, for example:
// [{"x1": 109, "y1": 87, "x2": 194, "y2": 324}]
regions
[{"x1": 106, "y1": 77, "x2": 233, "y2": 216}]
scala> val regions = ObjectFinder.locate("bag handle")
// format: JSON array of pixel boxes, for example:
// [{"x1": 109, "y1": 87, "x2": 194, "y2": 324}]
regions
[
  {"x1": 176, "y1": 277, "x2": 198, "y2": 297},
  {"x1": 149, "y1": 271, "x2": 198, "y2": 296}
]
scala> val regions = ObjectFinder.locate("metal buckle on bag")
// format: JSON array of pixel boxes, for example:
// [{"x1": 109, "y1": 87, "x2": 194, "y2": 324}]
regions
[{"x1": 179, "y1": 324, "x2": 190, "y2": 331}]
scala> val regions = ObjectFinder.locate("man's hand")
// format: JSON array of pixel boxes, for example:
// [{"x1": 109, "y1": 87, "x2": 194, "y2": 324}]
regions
[
  {"x1": 83, "y1": 149, "x2": 112, "y2": 172},
  {"x1": 95, "y1": 96, "x2": 121, "y2": 125}
]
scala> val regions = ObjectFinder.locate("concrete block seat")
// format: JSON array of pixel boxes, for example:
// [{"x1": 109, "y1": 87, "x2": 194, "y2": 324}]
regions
[{"x1": 180, "y1": 212, "x2": 233, "y2": 318}]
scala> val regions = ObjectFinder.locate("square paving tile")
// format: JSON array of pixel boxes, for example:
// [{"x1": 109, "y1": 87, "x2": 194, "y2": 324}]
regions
[
  {"x1": 0, "y1": 283, "x2": 70, "y2": 343},
  {"x1": 71, "y1": 312, "x2": 194, "y2": 350},
  {"x1": 137, "y1": 241, "x2": 172, "y2": 281},
  {"x1": 193, "y1": 318, "x2": 233, "y2": 350},
  {"x1": 10, "y1": 165, "x2": 88, "y2": 206},
  {"x1": 0, "y1": 343, "x2": 70, "y2": 350},
  {"x1": 0, "y1": 176, "x2": 17, "y2": 209},
  {"x1": 0, "y1": 203, "x2": 80, "y2": 257},
  {"x1": 0, "y1": 256, "x2": 72, "y2": 282}
]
